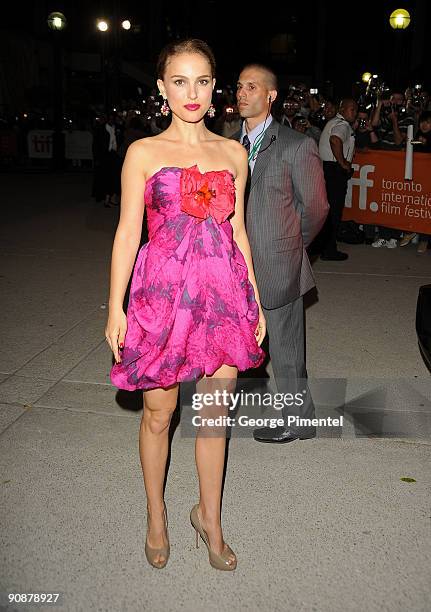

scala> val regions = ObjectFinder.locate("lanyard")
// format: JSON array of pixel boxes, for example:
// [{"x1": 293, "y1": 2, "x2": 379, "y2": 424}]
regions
[
  {"x1": 248, "y1": 130, "x2": 266, "y2": 163},
  {"x1": 245, "y1": 112, "x2": 271, "y2": 162}
]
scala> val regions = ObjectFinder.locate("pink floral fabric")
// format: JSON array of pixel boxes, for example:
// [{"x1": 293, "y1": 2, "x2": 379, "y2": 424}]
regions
[
  {"x1": 180, "y1": 165, "x2": 236, "y2": 224},
  {"x1": 110, "y1": 166, "x2": 264, "y2": 391}
]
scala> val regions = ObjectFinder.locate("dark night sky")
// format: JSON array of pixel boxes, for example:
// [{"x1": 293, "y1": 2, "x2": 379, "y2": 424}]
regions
[{"x1": 3, "y1": 1, "x2": 428, "y2": 94}]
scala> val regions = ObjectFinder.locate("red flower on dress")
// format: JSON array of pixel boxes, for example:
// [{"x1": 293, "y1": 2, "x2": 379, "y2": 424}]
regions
[{"x1": 180, "y1": 165, "x2": 235, "y2": 224}]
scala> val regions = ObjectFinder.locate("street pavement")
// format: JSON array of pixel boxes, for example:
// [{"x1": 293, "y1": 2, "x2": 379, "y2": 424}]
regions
[{"x1": 1, "y1": 172, "x2": 430, "y2": 612}]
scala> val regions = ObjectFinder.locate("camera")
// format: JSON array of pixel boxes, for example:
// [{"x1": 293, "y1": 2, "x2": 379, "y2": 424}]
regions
[
  {"x1": 412, "y1": 84, "x2": 424, "y2": 107},
  {"x1": 358, "y1": 118, "x2": 367, "y2": 129},
  {"x1": 309, "y1": 88, "x2": 318, "y2": 94},
  {"x1": 225, "y1": 107, "x2": 234, "y2": 114}
]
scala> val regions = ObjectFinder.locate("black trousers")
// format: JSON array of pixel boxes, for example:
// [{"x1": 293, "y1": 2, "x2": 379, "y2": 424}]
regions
[{"x1": 320, "y1": 161, "x2": 350, "y2": 256}]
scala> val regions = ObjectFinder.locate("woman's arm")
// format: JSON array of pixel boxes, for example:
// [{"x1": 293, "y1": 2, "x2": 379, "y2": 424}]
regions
[
  {"x1": 105, "y1": 140, "x2": 147, "y2": 362},
  {"x1": 229, "y1": 142, "x2": 266, "y2": 346}
]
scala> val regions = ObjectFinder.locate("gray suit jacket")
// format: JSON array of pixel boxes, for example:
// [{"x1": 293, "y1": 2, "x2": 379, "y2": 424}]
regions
[{"x1": 232, "y1": 120, "x2": 329, "y2": 309}]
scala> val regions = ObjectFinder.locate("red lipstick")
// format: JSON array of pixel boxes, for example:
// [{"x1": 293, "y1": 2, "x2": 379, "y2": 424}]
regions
[{"x1": 184, "y1": 104, "x2": 201, "y2": 111}]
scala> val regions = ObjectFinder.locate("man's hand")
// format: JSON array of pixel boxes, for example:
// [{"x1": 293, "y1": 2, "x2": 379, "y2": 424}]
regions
[
  {"x1": 389, "y1": 110, "x2": 399, "y2": 125},
  {"x1": 340, "y1": 160, "x2": 352, "y2": 172}
]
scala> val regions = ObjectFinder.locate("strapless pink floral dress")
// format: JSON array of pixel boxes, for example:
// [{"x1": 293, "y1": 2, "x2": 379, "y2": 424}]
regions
[{"x1": 110, "y1": 165, "x2": 264, "y2": 391}]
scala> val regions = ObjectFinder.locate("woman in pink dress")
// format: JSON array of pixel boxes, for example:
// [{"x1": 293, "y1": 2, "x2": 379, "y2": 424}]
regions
[{"x1": 105, "y1": 38, "x2": 265, "y2": 571}]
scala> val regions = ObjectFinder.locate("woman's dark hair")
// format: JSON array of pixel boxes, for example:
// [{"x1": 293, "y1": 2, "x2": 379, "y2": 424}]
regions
[
  {"x1": 128, "y1": 116, "x2": 145, "y2": 130},
  {"x1": 156, "y1": 38, "x2": 216, "y2": 80}
]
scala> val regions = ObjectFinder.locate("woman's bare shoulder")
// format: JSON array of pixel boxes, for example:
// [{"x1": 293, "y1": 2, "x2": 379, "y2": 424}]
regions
[
  {"x1": 203, "y1": 135, "x2": 247, "y2": 178},
  {"x1": 218, "y1": 137, "x2": 248, "y2": 171},
  {"x1": 224, "y1": 137, "x2": 246, "y2": 155},
  {"x1": 127, "y1": 135, "x2": 162, "y2": 154},
  {"x1": 124, "y1": 137, "x2": 165, "y2": 170}
]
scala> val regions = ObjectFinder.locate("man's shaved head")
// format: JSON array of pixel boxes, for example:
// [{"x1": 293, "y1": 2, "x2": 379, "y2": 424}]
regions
[
  {"x1": 339, "y1": 98, "x2": 358, "y2": 124},
  {"x1": 339, "y1": 98, "x2": 357, "y2": 111},
  {"x1": 240, "y1": 63, "x2": 278, "y2": 91},
  {"x1": 237, "y1": 64, "x2": 278, "y2": 127}
]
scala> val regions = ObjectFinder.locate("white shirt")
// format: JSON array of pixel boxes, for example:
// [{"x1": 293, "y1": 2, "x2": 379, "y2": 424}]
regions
[
  {"x1": 240, "y1": 115, "x2": 273, "y2": 173},
  {"x1": 105, "y1": 123, "x2": 117, "y2": 152},
  {"x1": 319, "y1": 113, "x2": 355, "y2": 162}
]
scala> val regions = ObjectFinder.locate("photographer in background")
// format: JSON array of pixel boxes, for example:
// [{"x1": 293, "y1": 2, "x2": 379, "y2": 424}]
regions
[
  {"x1": 281, "y1": 96, "x2": 301, "y2": 127},
  {"x1": 406, "y1": 85, "x2": 430, "y2": 128},
  {"x1": 291, "y1": 115, "x2": 321, "y2": 144},
  {"x1": 371, "y1": 91, "x2": 413, "y2": 149},
  {"x1": 371, "y1": 91, "x2": 413, "y2": 249},
  {"x1": 400, "y1": 111, "x2": 430, "y2": 252},
  {"x1": 415, "y1": 110, "x2": 431, "y2": 152},
  {"x1": 214, "y1": 104, "x2": 241, "y2": 138},
  {"x1": 354, "y1": 107, "x2": 378, "y2": 244},
  {"x1": 355, "y1": 107, "x2": 379, "y2": 150},
  {"x1": 289, "y1": 84, "x2": 309, "y2": 117},
  {"x1": 400, "y1": 110, "x2": 431, "y2": 254},
  {"x1": 310, "y1": 99, "x2": 337, "y2": 131}
]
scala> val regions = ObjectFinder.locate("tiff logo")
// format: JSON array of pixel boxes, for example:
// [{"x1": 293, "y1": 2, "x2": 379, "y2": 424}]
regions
[{"x1": 345, "y1": 164, "x2": 375, "y2": 210}]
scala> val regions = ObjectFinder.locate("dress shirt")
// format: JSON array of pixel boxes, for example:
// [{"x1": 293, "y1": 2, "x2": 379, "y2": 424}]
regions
[
  {"x1": 319, "y1": 113, "x2": 355, "y2": 162},
  {"x1": 240, "y1": 115, "x2": 273, "y2": 173}
]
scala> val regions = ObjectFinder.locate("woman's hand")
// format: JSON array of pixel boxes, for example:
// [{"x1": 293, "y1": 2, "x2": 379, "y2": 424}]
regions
[
  {"x1": 105, "y1": 309, "x2": 127, "y2": 364},
  {"x1": 255, "y1": 307, "x2": 266, "y2": 346}
]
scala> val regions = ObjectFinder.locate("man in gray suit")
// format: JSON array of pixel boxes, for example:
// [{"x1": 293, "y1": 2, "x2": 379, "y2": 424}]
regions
[{"x1": 233, "y1": 64, "x2": 329, "y2": 443}]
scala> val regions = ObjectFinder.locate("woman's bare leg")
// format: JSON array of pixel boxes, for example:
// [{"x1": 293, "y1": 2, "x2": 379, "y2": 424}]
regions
[
  {"x1": 139, "y1": 384, "x2": 178, "y2": 564},
  {"x1": 195, "y1": 365, "x2": 237, "y2": 566}
]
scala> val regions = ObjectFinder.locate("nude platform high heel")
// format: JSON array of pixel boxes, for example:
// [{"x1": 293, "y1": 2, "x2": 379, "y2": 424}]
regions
[
  {"x1": 145, "y1": 502, "x2": 170, "y2": 569},
  {"x1": 190, "y1": 504, "x2": 237, "y2": 571}
]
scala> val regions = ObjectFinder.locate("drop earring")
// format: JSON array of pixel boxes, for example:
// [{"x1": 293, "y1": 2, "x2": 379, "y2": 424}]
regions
[
  {"x1": 161, "y1": 98, "x2": 170, "y2": 116},
  {"x1": 206, "y1": 103, "x2": 216, "y2": 118}
]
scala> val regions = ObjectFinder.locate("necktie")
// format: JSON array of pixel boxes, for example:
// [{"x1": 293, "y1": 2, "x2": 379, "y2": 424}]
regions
[{"x1": 242, "y1": 134, "x2": 251, "y2": 154}]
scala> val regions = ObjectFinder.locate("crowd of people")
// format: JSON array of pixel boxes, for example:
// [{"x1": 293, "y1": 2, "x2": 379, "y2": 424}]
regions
[
  {"x1": 271, "y1": 82, "x2": 431, "y2": 256},
  {"x1": 87, "y1": 79, "x2": 430, "y2": 255},
  {"x1": 1, "y1": 74, "x2": 429, "y2": 253}
]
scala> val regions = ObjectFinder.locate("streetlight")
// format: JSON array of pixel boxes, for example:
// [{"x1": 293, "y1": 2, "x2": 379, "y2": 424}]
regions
[
  {"x1": 388, "y1": 9, "x2": 412, "y2": 87},
  {"x1": 47, "y1": 12, "x2": 67, "y2": 170},
  {"x1": 389, "y1": 8, "x2": 411, "y2": 29},
  {"x1": 47, "y1": 12, "x2": 67, "y2": 31},
  {"x1": 97, "y1": 20, "x2": 110, "y2": 110},
  {"x1": 96, "y1": 17, "x2": 132, "y2": 111},
  {"x1": 97, "y1": 20, "x2": 109, "y2": 32}
]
